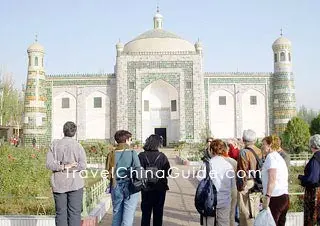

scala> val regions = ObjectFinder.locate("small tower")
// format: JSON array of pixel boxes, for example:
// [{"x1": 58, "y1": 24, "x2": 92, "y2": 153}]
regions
[
  {"x1": 272, "y1": 32, "x2": 296, "y2": 134},
  {"x1": 195, "y1": 39, "x2": 203, "y2": 55},
  {"x1": 116, "y1": 39, "x2": 124, "y2": 57},
  {"x1": 153, "y1": 6, "x2": 163, "y2": 29},
  {"x1": 23, "y1": 37, "x2": 48, "y2": 147}
]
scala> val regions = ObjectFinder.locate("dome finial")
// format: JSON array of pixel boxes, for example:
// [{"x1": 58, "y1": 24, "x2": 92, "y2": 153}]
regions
[
  {"x1": 153, "y1": 4, "x2": 163, "y2": 29},
  {"x1": 35, "y1": 33, "x2": 38, "y2": 42},
  {"x1": 280, "y1": 28, "x2": 283, "y2": 37}
]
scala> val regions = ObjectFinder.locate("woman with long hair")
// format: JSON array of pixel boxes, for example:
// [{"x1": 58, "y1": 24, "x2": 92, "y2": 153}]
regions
[{"x1": 138, "y1": 134, "x2": 171, "y2": 226}]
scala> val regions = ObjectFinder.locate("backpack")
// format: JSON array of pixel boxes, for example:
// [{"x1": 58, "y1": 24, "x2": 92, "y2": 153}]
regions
[
  {"x1": 194, "y1": 160, "x2": 218, "y2": 226},
  {"x1": 116, "y1": 150, "x2": 146, "y2": 195},
  {"x1": 247, "y1": 147, "x2": 264, "y2": 193},
  {"x1": 143, "y1": 153, "x2": 162, "y2": 191}
]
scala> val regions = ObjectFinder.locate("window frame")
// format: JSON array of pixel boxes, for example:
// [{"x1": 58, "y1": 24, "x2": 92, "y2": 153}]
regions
[
  {"x1": 93, "y1": 97, "x2": 102, "y2": 108},
  {"x1": 144, "y1": 100, "x2": 149, "y2": 112},
  {"x1": 171, "y1": 100, "x2": 177, "y2": 112},
  {"x1": 129, "y1": 82, "x2": 135, "y2": 89},
  {"x1": 61, "y1": 97, "x2": 70, "y2": 109},
  {"x1": 186, "y1": 81, "x2": 192, "y2": 89},
  {"x1": 219, "y1": 96, "x2": 226, "y2": 105},
  {"x1": 250, "y1": 96, "x2": 257, "y2": 105}
]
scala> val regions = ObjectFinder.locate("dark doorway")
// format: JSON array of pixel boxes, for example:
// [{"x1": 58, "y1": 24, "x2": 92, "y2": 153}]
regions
[{"x1": 155, "y1": 128, "x2": 167, "y2": 147}]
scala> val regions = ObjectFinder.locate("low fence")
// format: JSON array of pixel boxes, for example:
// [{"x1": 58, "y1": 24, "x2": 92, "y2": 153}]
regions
[
  {"x1": 289, "y1": 153, "x2": 313, "y2": 161},
  {"x1": 87, "y1": 156, "x2": 106, "y2": 165},
  {"x1": 82, "y1": 178, "x2": 108, "y2": 217}
]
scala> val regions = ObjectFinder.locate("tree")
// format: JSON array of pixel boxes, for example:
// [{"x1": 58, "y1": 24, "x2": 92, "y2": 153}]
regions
[
  {"x1": 298, "y1": 105, "x2": 319, "y2": 125},
  {"x1": 0, "y1": 70, "x2": 24, "y2": 127},
  {"x1": 282, "y1": 117, "x2": 310, "y2": 153},
  {"x1": 310, "y1": 114, "x2": 320, "y2": 135}
]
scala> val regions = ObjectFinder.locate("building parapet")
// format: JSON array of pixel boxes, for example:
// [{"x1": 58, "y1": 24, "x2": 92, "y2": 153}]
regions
[
  {"x1": 205, "y1": 72, "x2": 273, "y2": 77},
  {"x1": 121, "y1": 51, "x2": 197, "y2": 56},
  {"x1": 46, "y1": 73, "x2": 115, "y2": 79}
]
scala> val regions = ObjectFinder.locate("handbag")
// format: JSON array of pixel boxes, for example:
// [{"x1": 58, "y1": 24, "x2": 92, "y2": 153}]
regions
[{"x1": 127, "y1": 150, "x2": 146, "y2": 194}]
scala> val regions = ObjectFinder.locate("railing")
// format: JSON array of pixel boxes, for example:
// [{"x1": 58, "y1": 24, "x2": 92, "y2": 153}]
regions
[
  {"x1": 82, "y1": 179, "x2": 108, "y2": 217},
  {"x1": 87, "y1": 156, "x2": 107, "y2": 165},
  {"x1": 289, "y1": 153, "x2": 313, "y2": 161},
  {"x1": 82, "y1": 178, "x2": 108, "y2": 217}
]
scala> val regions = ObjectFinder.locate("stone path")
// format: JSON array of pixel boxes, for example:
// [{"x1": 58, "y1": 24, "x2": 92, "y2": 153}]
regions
[{"x1": 100, "y1": 149, "x2": 201, "y2": 226}]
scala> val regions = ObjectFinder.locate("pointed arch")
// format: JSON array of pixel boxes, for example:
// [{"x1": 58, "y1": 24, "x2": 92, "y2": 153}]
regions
[
  {"x1": 280, "y1": 52, "x2": 286, "y2": 61},
  {"x1": 209, "y1": 89, "x2": 235, "y2": 138},
  {"x1": 52, "y1": 92, "x2": 76, "y2": 139},
  {"x1": 142, "y1": 79, "x2": 179, "y2": 145},
  {"x1": 85, "y1": 91, "x2": 110, "y2": 139},
  {"x1": 242, "y1": 89, "x2": 266, "y2": 138}
]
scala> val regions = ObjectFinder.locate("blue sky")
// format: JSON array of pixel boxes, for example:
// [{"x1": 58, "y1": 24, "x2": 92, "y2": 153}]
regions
[{"x1": 0, "y1": 0, "x2": 319, "y2": 109}]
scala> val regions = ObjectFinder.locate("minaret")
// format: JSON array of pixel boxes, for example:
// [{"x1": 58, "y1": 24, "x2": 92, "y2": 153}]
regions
[
  {"x1": 195, "y1": 38, "x2": 203, "y2": 55},
  {"x1": 272, "y1": 31, "x2": 296, "y2": 134},
  {"x1": 116, "y1": 39, "x2": 124, "y2": 57},
  {"x1": 153, "y1": 6, "x2": 163, "y2": 29},
  {"x1": 23, "y1": 36, "x2": 48, "y2": 147}
]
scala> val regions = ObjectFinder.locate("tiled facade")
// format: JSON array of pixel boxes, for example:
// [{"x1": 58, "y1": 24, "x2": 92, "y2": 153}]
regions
[{"x1": 22, "y1": 12, "x2": 296, "y2": 146}]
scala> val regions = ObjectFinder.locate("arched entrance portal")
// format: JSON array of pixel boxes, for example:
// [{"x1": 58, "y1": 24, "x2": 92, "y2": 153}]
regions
[{"x1": 142, "y1": 80, "x2": 179, "y2": 146}]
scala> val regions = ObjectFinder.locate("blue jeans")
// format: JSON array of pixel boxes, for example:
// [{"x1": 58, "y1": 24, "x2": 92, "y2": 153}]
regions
[{"x1": 111, "y1": 181, "x2": 139, "y2": 226}]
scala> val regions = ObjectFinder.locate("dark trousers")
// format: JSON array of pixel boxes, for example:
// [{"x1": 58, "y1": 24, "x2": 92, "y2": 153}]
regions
[
  {"x1": 53, "y1": 188, "x2": 83, "y2": 226},
  {"x1": 269, "y1": 194, "x2": 290, "y2": 226},
  {"x1": 304, "y1": 187, "x2": 320, "y2": 226},
  {"x1": 141, "y1": 190, "x2": 166, "y2": 226}
]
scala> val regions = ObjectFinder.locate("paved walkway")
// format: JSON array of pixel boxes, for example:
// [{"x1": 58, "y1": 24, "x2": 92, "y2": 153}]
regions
[{"x1": 100, "y1": 149, "x2": 201, "y2": 226}]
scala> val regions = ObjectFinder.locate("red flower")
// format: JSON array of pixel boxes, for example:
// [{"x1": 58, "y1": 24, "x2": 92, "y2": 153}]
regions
[{"x1": 8, "y1": 155, "x2": 16, "y2": 161}]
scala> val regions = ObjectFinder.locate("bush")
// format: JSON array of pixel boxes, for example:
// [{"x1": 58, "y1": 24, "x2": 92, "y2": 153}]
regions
[
  {"x1": 288, "y1": 166, "x2": 304, "y2": 212},
  {"x1": 282, "y1": 117, "x2": 310, "y2": 153},
  {"x1": 0, "y1": 145, "x2": 54, "y2": 214},
  {"x1": 81, "y1": 141, "x2": 114, "y2": 157},
  {"x1": 0, "y1": 144, "x2": 104, "y2": 214}
]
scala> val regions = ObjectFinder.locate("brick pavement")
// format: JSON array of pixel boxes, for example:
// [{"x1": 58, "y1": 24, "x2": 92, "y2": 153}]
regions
[{"x1": 99, "y1": 149, "x2": 201, "y2": 226}]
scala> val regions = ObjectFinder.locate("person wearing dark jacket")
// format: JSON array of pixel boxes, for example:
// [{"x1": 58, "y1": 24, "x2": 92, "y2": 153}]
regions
[
  {"x1": 202, "y1": 137, "x2": 214, "y2": 161},
  {"x1": 298, "y1": 134, "x2": 320, "y2": 226},
  {"x1": 138, "y1": 134, "x2": 171, "y2": 226}
]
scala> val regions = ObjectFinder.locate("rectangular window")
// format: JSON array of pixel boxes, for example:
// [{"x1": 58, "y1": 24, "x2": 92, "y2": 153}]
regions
[
  {"x1": 62, "y1": 98, "x2": 70, "y2": 108},
  {"x1": 171, "y1": 100, "x2": 177, "y2": 112},
  {"x1": 107, "y1": 80, "x2": 111, "y2": 85},
  {"x1": 186, "y1": 81, "x2": 192, "y2": 89},
  {"x1": 94, "y1": 97, "x2": 102, "y2": 108},
  {"x1": 144, "y1": 100, "x2": 149, "y2": 112},
  {"x1": 250, "y1": 96, "x2": 257, "y2": 105},
  {"x1": 129, "y1": 82, "x2": 135, "y2": 89},
  {"x1": 219, "y1": 96, "x2": 226, "y2": 105}
]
